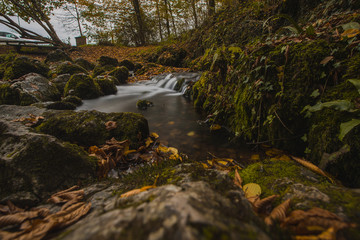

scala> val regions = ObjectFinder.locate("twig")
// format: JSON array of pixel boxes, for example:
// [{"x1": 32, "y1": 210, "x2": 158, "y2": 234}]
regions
[
  {"x1": 246, "y1": 135, "x2": 301, "y2": 145},
  {"x1": 274, "y1": 111, "x2": 294, "y2": 134}
]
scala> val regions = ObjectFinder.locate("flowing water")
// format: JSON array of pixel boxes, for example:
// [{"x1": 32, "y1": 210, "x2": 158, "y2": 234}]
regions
[{"x1": 77, "y1": 72, "x2": 253, "y2": 162}]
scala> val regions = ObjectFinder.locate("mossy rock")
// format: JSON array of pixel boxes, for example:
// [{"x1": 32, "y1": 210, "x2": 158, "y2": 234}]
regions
[
  {"x1": 109, "y1": 66, "x2": 129, "y2": 84},
  {"x1": 64, "y1": 73, "x2": 103, "y2": 99},
  {"x1": 45, "y1": 49, "x2": 72, "y2": 64},
  {"x1": 134, "y1": 62, "x2": 143, "y2": 71},
  {"x1": 36, "y1": 110, "x2": 149, "y2": 148},
  {"x1": 75, "y1": 58, "x2": 95, "y2": 71},
  {"x1": 62, "y1": 95, "x2": 82, "y2": 106},
  {"x1": 46, "y1": 101, "x2": 76, "y2": 110},
  {"x1": 55, "y1": 62, "x2": 88, "y2": 76},
  {"x1": 94, "y1": 77, "x2": 117, "y2": 95},
  {"x1": 92, "y1": 64, "x2": 116, "y2": 77},
  {"x1": 3, "y1": 57, "x2": 50, "y2": 80},
  {"x1": 0, "y1": 83, "x2": 21, "y2": 105},
  {"x1": 119, "y1": 59, "x2": 135, "y2": 71},
  {"x1": 50, "y1": 74, "x2": 71, "y2": 94},
  {"x1": 155, "y1": 46, "x2": 187, "y2": 67},
  {"x1": 136, "y1": 99, "x2": 153, "y2": 110},
  {"x1": 97, "y1": 56, "x2": 118, "y2": 67},
  {"x1": 239, "y1": 159, "x2": 360, "y2": 227}
]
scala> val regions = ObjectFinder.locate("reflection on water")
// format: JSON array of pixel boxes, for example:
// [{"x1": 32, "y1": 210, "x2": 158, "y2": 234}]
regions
[{"x1": 77, "y1": 73, "x2": 253, "y2": 162}]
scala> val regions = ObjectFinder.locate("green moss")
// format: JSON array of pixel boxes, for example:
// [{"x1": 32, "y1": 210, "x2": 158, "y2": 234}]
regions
[
  {"x1": 0, "y1": 83, "x2": 37, "y2": 106},
  {"x1": 75, "y1": 58, "x2": 95, "y2": 71},
  {"x1": 62, "y1": 95, "x2": 82, "y2": 106},
  {"x1": 97, "y1": 56, "x2": 118, "y2": 67},
  {"x1": 109, "y1": 66, "x2": 129, "y2": 84},
  {"x1": 344, "y1": 53, "x2": 360, "y2": 79},
  {"x1": 92, "y1": 64, "x2": 116, "y2": 77},
  {"x1": 3, "y1": 57, "x2": 50, "y2": 80},
  {"x1": 46, "y1": 101, "x2": 76, "y2": 110},
  {"x1": 55, "y1": 62, "x2": 88, "y2": 75},
  {"x1": 136, "y1": 99, "x2": 153, "y2": 110},
  {"x1": 45, "y1": 49, "x2": 72, "y2": 63},
  {"x1": 36, "y1": 110, "x2": 149, "y2": 148},
  {"x1": 64, "y1": 74, "x2": 103, "y2": 99},
  {"x1": 239, "y1": 159, "x2": 360, "y2": 223},
  {"x1": 119, "y1": 59, "x2": 135, "y2": 71},
  {"x1": 94, "y1": 78, "x2": 117, "y2": 95}
]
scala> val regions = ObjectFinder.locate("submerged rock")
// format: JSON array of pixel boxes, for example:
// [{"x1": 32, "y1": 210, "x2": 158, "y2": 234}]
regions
[{"x1": 94, "y1": 77, "x2": 117, "y2": 95}]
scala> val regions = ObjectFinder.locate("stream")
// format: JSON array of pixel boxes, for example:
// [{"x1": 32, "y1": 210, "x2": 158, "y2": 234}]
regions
[{"x1": 77, "y1": 72, "x2": 253, "y2": 162}]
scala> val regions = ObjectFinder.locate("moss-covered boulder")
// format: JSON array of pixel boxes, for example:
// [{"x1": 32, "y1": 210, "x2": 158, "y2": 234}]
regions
[
  {"x1": 97, "y1": 56, "x2": 118, "y2": 67},
  {"x1": 64, "y1": 73, "x2": 103, "y2": 99},
  {"x1": 46, "y1": 101, "x2": 76, "y2": 110},
  {"x1": 3, "y1": 57, "x2": 50, "y2": 80},
  {"x1": 36, "y1": 110, "x2": 149, "y2": 148},
  {"x1": 109, "y1": 66, "x2": 129, "y2": 84},
  {"x1": 0, "y1": 73, "x2": 60, "y2": 105},
  {"x1": 148, "y1": 46, "x2": 187, "y2": 67},
  {"x1": 119, "y1": 59, "x2": 135, "y2": 71},
  {"x1": 0, "y1": 105, "x2": 97, "y2": 204},
  {"x1": 92, "y1": 64, "x2": 116, "y2": 77},
  {"x1": 75, "y1": 58, "x2": 95, "y2": 71},
  {"x1": 94, "y1": 77, "x2": 117, "y2": 95},
  {"x1": 45, "y1": 49, "x2": 72, "y2": 64},
  {"x1": 136, "y1": 99, "x2": 153, "y2": 110},
  {"x1": 62, "y1": 95, "x2": 82, "y2": 106},
  {"x1": 134, "y1": 62, "x2": 143, "y2": 71},
  {"x1": 50, "y1": 74, "x2": 71, "y2": 94},
  {"x1": 55, "y1": 61, "x2": 88, "y2": 76}
]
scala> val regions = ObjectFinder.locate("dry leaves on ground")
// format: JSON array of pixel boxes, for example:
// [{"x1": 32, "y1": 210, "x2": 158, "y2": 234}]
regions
[
  {"x1": 0, "y1": 186, "x2": 91, "y2": 240},
  {"x1": 11, "y1": 114, "x2": 44, "y2": 127}
]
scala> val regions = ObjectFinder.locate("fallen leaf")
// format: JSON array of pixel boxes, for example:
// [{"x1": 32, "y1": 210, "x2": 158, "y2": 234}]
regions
[
  {"x1": 120, "y1": 185, "x2": 156, "y2": 198},
  {"x1": 234, "y1": 170, "x2": 243, "y2": 189},
  {"x1": 187, "y1": 131, "x2": 195, "y2": 137},
  {"x1": 341, "y1": 28, "x2": 360, "y2": 39},
  {"x1": 243, "y1": 183, "x2": 261, "y2": 199},
  {"x1": 294, "y1": 227, "x2": 336, "y2": 240},
  {"x1": 253, "y1": 195, "x2": 279, "y2": 213},
  {"x1": 290, "y1": 156, "x2": 334, "y2": 183},
  {"x1": 320, "y1": 56, "x2": 334, "y2": 65},
  {"x1": 250, "y1": 154, "x2": 260, "y2": 161},
  {"x1": 105, "y1": 121, "x2": 117, "y2": 130},
  {"x1": 145, "y1": 137, "x2": 153, "y2": 148},
  {"x1": 265, "y1": 148, "x2": 283, "y2": 157},
  {"x1": 210, "y1": 124, "x2": 221, "y2": 131},
  {"x1": 150, "y1": 132, "x2": 159, "y2": 139},
  {"x1": 265, "y1": 198, "x2": 291, "y2": 226}
]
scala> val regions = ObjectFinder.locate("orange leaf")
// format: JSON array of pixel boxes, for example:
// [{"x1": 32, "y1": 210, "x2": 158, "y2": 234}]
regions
[
  {"x1": 290, "y1": 156, "x2": 334, "y2": 183},
  {"x1": 253, "y1": 195, "x2": 279, "y2": 213},
  {"x1": 320, "y1": 56, "x2": 334, "y2": 65},
  {"x1": 265, "y1": 198, "x2": 291, "y2": 226},
  {"x1": 120, "y1": 185, "x2": 156, "y2": 198},
  {"x1": 234, "y1": 170, "x2": 243, "y2": 189}
]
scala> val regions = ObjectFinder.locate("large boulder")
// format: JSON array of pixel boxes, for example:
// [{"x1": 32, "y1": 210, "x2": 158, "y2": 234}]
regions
[
  {"x1": 64, "y1": 73, "x2": 103, "y2": 99},
  {"x1": 0, "y1": 106, "x2": 97, "y2": 204},
  {"x1": 0, "y1": 73, "x2": 61, "y2": 105},
  {"x1": 75, "y1": 58, "x2": 95, "y2": 71},
  {"x1": 109, "y1": 66, "x2": 129, "y2": 84},
  {"x1": 55, "y1": 61, "x2": 88, "y2": 76},
  {"x1": 97, "y1": 56, "x2": 118, "y2": 67},
  {"x1": 45, "y1": 49, "x2": 72, "y2": 64},
  {"x1": 50, "y1": 74, "x2": 71, "y2": 94},
  {"x1": 94, "y1": 77, "x2": 117, "y2": 95},
  {"x1": 2, "y1": 57, "x2": 49, "y2": 80},
  {"x1": 56, "y1": 164, "x2": 270, "y2": 240},
  {"x1": 36, "y1": 110, "x2": 149, "y2": 148},
  {"x1": 119, "y1": 59, "x2": 135, "y2": 71}
]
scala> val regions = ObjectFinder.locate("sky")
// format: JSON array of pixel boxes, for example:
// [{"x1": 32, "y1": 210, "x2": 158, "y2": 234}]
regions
[{"x1": 0, "y1": 10, "x2": 80, "y2": 46}]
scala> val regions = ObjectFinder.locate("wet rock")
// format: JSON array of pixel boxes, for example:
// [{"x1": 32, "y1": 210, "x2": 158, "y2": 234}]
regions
[
  {"x1": 59, "y1": 175, "x2": 270, "y2": 240},
  {"x1": 46, "y1": 101, "x2": 76, "y2": 110},
  {"x1": 119, "y1": 59, "x2": 135, "y2": 71},
  {"x1": 134, "y1": 62, "x2": 143, "y2": 71},
  {"x1": 95, "y1": 75, "x2": 120, "y2": 85},
  {"x1": 75, "y1": 58, "x2": 95, "y2": 71},
  {"x1": 97, "y1": 56, "x2": 118, "y2": 67},
  {"x1": 62, "y1": 95, "x2": 83, "y2": 106},
  {"x1": 136, "y1": 99, "x2": 153, "y2": 110},
  {"x1": 109, "y1": 66, "x2": 129, "y2": 84},
  {"x1": 94, "y1": 77, "x2": 117, "y2": 95},
  {"x1": 64, "y1": 73, "x2": 103, "y2": 99},
  {"x1": 50, "y1": 74, "x2": 71, "y2": 94},
  {"x1": 55, "y1": 61, "x2": 88, "y2": 76},
  {"x1": 0, "y1": 105, "x2": 97, "y2": 204},
  {"x1": 0, "y1": 73, "x2": 61, "y2": 105},
  {"x1": 92, "y1": 64, "x2": 117, "y2": 77},
  {"x1": 3, "y1": 57, "x2": 49, "y2": 80},
  {"x1": 45, "y1": 49, "x2": 72, "y2": 64},
  {"x1": 36, "y1": 110, "x2": 149, "y2": 148}
]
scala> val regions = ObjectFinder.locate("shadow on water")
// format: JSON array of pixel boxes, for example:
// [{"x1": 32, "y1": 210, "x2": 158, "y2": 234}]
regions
[{"x1": 77, "y1": 73, "x2": 254, "y2": 162}]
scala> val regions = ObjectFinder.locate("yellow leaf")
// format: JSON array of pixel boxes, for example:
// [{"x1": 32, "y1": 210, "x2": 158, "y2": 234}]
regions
[
  {"x1": 120, "y1": 185, "x2": 156, "y2": 198},
  {"x1": 168, "y1": 121, "x2": 175, "y2": 125},
  {"x1": 265, "y1": 148, "x2": 283, "y2": 157},
  {"x1": 217, "y1": 160, "x2": 229, "y2": 166},
  {"x1": 145, "y1": 137, "x2": 153, "y2": 148},
  {"x1": 150, "y1": 132, "x2": 159, "y2": 139},
  {"x1": 210, "y1": 124, "x2": 221, "y2": 131},
  {"x1": 250, "y1": 154, "x2": 260, "y2": 161},
  {"x1": 187, "y1": 131, "x2": 195, "y2": 137},
  {"x1": 341, "y1": 28, "x2": 360, "y2": 39},
  {"x1": 157, "y1": 145, "x2": 169, "y2": 153},
  {"x1": 234, "y1": 170, "x2": 242, "y2": 189},
  {"x1": 207, "y1": 160, "x2": 214, "y2": 166},
  {"x1": 295, "y1": 227, "x2": 336, "y2": 240},
  {"x1": 124, "y1": 150, "x2": 137, "y2": 156},
  {"x1": 278, "y1": 155, "x2": 291, "y2": 161},
  {"x1": 201, "y1": 163, "x2": 210, "y2": 169},
  {"x1": 243, "y1": 183, "x2": 261, "y2": 199}
]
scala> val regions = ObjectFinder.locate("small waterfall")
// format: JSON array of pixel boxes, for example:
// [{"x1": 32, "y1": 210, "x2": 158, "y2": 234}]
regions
[{"x1": 151, "y1": 72, "x2": 201, "y2": 93}]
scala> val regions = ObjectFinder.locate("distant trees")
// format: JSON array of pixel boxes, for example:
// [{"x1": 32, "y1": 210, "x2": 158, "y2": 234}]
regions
[{"x1": 0, "y1": 0, "x2": 68, "y2": 47}]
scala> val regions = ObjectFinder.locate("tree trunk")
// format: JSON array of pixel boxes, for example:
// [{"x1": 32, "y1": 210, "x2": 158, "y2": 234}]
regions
[
  {"x1": 131, "y1": 0, "x2": 146, "y2": 46},
  {"x1": 74, "y1": 1, "x2": 83, "y2": 36},
  {"x1": 191, "y1": 0, "x2": 198, "y2": 28},
  {"x1": 155, "y1": 0, "x2": 163, "y2": 41},
  {"x1": 208, "y1": 0, "x2": 215, "y2": 16},
  {"x1": 167, "y1": 0, "x2": 177, "y2": 36},
  {"x1": 164, "y1": 0, "x2": 171, "y2": 37}
]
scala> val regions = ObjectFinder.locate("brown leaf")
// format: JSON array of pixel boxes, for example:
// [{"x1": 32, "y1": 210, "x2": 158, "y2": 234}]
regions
[
  {"x1": 290, "y1": 156, "x2": 334, "y2": 183},
  {"x1": 234, "y1": 169, "x2": 243, "y2": 189},
  {"x1": 105, "y1": 121, "x2": 117, "y2": 130},
  {"x1": 265, "y1": 198, "x2": 291, "y2": 226},
  {"x1": 0, "y1": 211, "x2": 40, "y2": 228},
  {"x1": 281, "y1": 207, "x2": 354, "y2": 235},
  {"x1": 253, "y1": 195, "x2": 279, "y2": 213},
  {"x1": 320, "y1": 56, "x2": 334, "y2": 65},
  {"x1": 120, "y1": 185, "x2": 156, "y2": 198}
]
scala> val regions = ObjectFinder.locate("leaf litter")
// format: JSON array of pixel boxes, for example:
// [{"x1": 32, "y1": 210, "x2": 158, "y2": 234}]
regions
[{"x1": 0, "y1": 186, "x2": 91, "y2": 240}]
